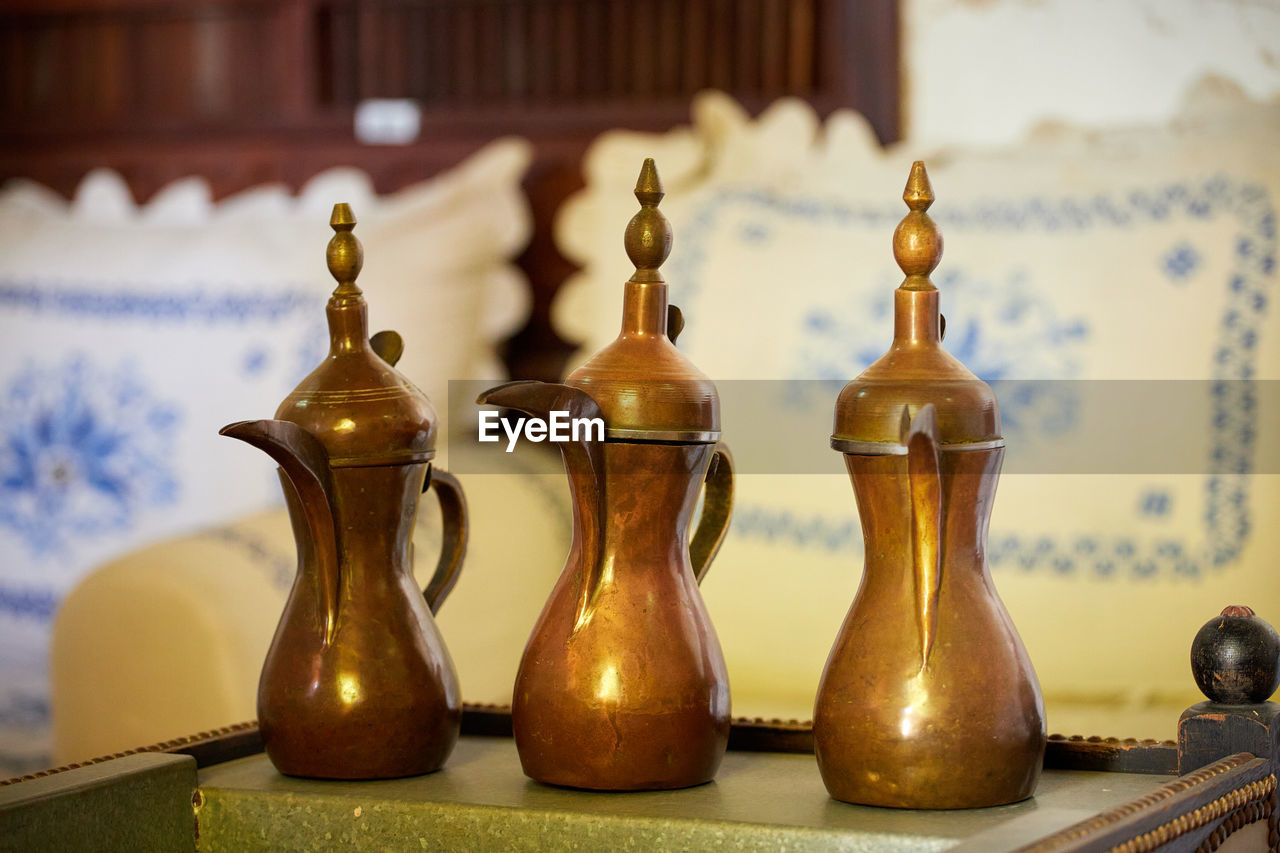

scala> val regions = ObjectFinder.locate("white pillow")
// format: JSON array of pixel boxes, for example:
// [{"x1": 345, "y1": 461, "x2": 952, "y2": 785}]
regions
[
  {"x1": 0, "y1": 138, "x2": 531, "y2": 772},
  {"x1": 554, "y1": 90, "x2": 1280, "y2": 735}
]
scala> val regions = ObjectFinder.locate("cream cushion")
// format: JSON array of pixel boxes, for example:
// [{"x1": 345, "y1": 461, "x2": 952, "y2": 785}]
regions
[
  {"x1": 554, "y1": 86, "x2": 1280, "y2": 738},
  {"x1": 1, "y1": 140, "x2": 532, "y2": 771}
]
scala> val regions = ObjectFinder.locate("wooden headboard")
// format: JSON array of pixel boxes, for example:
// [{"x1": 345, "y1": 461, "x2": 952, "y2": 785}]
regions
[{"x1": 0, "y1": 0, "x2": 901, "y2": 381}]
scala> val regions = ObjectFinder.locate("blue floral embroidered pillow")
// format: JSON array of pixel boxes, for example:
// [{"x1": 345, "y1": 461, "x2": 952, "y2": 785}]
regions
[
  {"x1": 0, "y1": 139, "x2": 531, "y2": 772},
  {"x1": 556, "y1": 92, "x2": 1280, "y2": 736}
]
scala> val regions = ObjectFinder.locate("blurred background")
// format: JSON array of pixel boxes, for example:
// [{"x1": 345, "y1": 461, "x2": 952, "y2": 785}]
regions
[{"x1": 1, "y1": 0, "x2": 1278, "y2": 777}]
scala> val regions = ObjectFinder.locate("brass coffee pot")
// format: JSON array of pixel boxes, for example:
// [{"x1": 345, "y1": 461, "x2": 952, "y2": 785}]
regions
[
  {"x1": 477, "y1": 160, "x2": 734, "y2": 790},
  {"x1": 813, "y1": 163, "x2": 1046, "y2": 808},
  {"x1": 221, "y1": 205, "x2": 468, "y2": 779}
]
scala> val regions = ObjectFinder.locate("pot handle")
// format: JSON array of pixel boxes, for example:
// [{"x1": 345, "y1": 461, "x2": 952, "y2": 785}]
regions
[
  {"x1": 422, "y1": 466, "x2": 469, "y2": 614},
  {"x1": 690, "y1": 441, "x2": 735, "y2": 585}
]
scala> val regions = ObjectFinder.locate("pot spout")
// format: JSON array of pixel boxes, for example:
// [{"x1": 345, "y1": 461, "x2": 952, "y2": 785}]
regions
[
  {"x1": 219, "y1": 419, "x2": 341, "y2": 645},
  {"x1": 476, "y1": 381, "x2": 607, "y2": 631}
]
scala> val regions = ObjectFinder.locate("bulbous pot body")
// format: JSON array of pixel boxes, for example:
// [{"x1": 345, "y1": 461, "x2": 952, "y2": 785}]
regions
[
  {"x1": 220, "y1": 204, "x2": 469, "y2": 780},
  {"x1": 261, "y1": 462, "x2": 461, "y2": 779},
  {"x1": 514, "y1": 441, "x2": 731, "y2": 790},
  {"x1": 813, "y1": 447, "x2": 1046, "y2": 809}
]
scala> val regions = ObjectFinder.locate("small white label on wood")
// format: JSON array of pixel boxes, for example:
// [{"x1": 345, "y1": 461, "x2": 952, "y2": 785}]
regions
[{"x1": 354, "y1": 99, "x2": 422, "y2": 145}]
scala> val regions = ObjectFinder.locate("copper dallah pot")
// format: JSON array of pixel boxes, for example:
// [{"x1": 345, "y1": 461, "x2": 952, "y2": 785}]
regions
[
  {"x1": 220, "y1": 205, "x2": 468, "y2": 779},
  {"x1": 478, "y1": 160, "x2": 734, "y2": 790},
  {"x1": 813, "y1": 163, "x2": 1046, "y2": 809}
]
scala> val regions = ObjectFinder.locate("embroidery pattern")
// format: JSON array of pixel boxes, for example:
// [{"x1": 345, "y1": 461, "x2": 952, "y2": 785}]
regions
[
  {"x1": 793, "y1": 268, "x2": 1089, "y2": 440},
  {"x1": 0, "y1": 281, "x2": 318, "y2": 324},
  {"x1": 669, "y1": 177, "x2": 1275, "y2": 578},
  {"x1": 0, "y1": 356, "x2": 181, "y2": 555}
]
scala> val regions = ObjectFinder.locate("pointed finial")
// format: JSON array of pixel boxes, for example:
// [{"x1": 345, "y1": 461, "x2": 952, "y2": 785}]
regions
[
  {"x1": 326, "y1": 203, "x2": 364, "y2": 295},
  {"x1": 634, "y1": 157, "x2": 664, "y2": 206},
  {"x1": 624, "y1": 158, "x2": 673, "y2": 282},
  {"x1": 903, "y1": 160, "x2": 934, "y2": 212},
  {"x1": 892, "y1": 161, "x2": 943, "y2": 289}
]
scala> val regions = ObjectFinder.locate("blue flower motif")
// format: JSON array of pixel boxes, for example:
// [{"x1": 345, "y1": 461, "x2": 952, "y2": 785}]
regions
[
  {"x1": 0, "y1": 357, "x2": 180, "y2": 554},
  {"x1": 792, "y1": 269, "x2": 1089, "y2": 438},
  {"x1": 242, "y1": 347, "x2": 270, "y2": 376},
  {"x1": 1162, "y1": 242, "x2": 1200, "y2": 281},
  {"x1": 1138, "y1": 489, "x2": 1173, "y2": 518}
]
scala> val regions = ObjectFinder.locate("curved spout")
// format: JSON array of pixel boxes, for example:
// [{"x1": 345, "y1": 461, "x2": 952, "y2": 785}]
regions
[
  {"x1": 476, "y1": 381, "x2": 607, "y2": 632},
  {"x1": 220, "y1": 419, "x2": 341, "y2": 646}
]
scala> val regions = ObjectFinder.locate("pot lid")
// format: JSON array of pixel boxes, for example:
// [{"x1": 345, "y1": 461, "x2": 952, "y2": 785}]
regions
[
  {"x1": 565, "y1": 159, "x2": 720, "y2": 442},
  {"x1": 274, "y1": 204, "x2": 437, "y2": 467},
  {"x1": 831, "y1": 162, "x2": 1002, "y2": 453}
]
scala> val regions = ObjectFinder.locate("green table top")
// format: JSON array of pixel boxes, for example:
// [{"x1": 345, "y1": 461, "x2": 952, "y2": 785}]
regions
[{"x1": 195, "y1": 736, "x2": 1168, "y2": 852}]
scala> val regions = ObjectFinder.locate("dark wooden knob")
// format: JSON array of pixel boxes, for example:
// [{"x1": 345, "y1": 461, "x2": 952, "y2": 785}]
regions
[{"x1": 1191, "y1": 605, "x2": 1280, "y2": 704}]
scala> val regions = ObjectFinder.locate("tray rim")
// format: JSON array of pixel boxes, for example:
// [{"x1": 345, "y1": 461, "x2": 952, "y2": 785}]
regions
[{"x1": 1, "y1": 702, "x2": 1180, "y2": 788}]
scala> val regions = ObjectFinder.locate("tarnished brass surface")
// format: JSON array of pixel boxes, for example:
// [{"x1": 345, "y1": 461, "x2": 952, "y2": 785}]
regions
[
  {"x1": 274, "y1": 203, "x2": 438, "y2": 467},
  {"x1": 475, "y1": 160, "x2": 734, "y2": 790},
  {"x1": 219, "y1": 206, "x2": 468, "y2": 779},
  {"x1": 564, "y1": 158, "x2": 720, "y2": 442},
  {"x1": 831, "y1": 163, "x2": 1000, "y2": 450},
  {"x1": 814, "y1": 163, "x2": 1045, "y2": 809},
  {"x1": 513, "y1": 434, "x2": 730, "y2": 790}
]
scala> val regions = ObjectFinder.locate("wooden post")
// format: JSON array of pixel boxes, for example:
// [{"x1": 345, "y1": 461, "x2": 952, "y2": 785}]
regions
[{"x1": 1178, "y1": 605, "x2": 1280, "y2": 774}]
